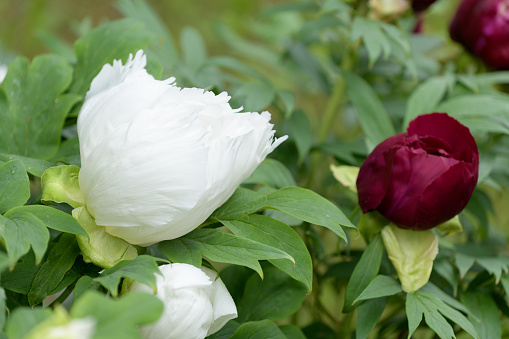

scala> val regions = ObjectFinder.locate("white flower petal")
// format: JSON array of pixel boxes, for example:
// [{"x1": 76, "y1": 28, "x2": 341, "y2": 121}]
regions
[{"x1": 0, "y1": 64, "x2": 7, "y2": 84}]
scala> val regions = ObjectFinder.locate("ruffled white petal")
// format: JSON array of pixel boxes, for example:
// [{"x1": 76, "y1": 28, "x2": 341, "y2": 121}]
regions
[{"x1": 78, "y1": 50, "x2": 287, "y2": 245}]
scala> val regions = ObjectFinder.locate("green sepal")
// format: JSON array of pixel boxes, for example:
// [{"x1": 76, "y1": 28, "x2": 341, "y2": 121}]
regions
[
  {"x1": 381, "y1": 224, "x2": 438, "y2": 293},
  {"x1": 436, "y1": 215, "x2": 463, "y2": 236},
  {"x1": 73, "y1": 206, "x2": 138, "y2": 269},
  {"x1": 41, "y1": 165, "x2": 85, "y2": 209},
  {"x1": 330, "y1": 165, "x2": 359, "y2": 193}
]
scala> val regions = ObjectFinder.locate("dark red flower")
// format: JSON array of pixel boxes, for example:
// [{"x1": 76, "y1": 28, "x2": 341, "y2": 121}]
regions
[
  {"x1": 412, "y1": 0, "x2": 437, "y2": 12},
  {"x1": 356, "y1": 113, "x2": 479, "y2": 230},
  {"x1": 450, "y1": 0, "x2": 509, "y2": 70}
]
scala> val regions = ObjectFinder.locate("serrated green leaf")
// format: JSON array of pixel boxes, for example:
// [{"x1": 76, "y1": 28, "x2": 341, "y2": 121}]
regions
[
  {"x1": 343, "y1": 70, "x2": 396, "y2": 146},
  {"x1": 461, "y1": 291, "x2": 501, "y2": 339},
  {"x1": 224, "y1": 214, "x2": 312, "y2": 292},
  {"x1": 354, "y1": 275, "x2": 402, "y2": 303},
  {"x1": 237, "y1": 267, "x2": 306, "y2": 322},
  {"x1": 420, "y1": 282, "x2": 475, "y2": 318},
  {"x1": 0, "y1": 55, "x2": 78, "y2": 159},
  {"x1": 243, "y1": 158, "x2": 297, "y2": 188},
  {"x1": 476, "y1": 257, "x2": 509, "y2": 284},
  {"x1": 71, "y1": 291, "x2": 163, "y2": 339},
  {"x1": 70, "y1": 19, "x2": 154, "y2": 96},
  {"x1": 230, "y1": 320, "x2": 286, "y2": 339},
  {"x1": 41, "y1": 165, "x2": 85, "y2": 208},
  {"x1": 0, "y1": 213, "x2": 49, "y2": 268},
  {"x1": 403, "y1": 76, "x2": 450, "y2": 129},
  {"x1": 356, "y1": 297, "x2": 387, "y2": 339},
  {"x1": 5, "y1": 307, "x2": 52, "y2": 339},
  {"x1": 94, "y1": 255, "x2": 161, "y2": 297},
  {"x1": 6, "y1": 205, "x2": 88, "y2": 238},
  {"x1": 287, "y1": 110, "x2": 313, "y2": 164},
  {"x1": 28, "y1": 233, "x2": 80, "y2": 305},
  {"x1": 343, "y1": 235, "x2": 383, "y2": 312},
  {"x1": 351, "y1": 17, "x2": 391, "y2": 67},
  {"x1": 158, "y1": 228, "x2": 293, "y2": 278},
  {"x1": 0, "y1": 160, "x2": 29, "y2": 214},
  {"x1": 0, "y1": 153, "x2": 52, "y2": 177}
]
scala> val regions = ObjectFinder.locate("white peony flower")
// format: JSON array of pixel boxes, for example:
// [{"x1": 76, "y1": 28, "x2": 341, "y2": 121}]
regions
[
  {"x1": 0, "y1": 64, "x2": 7, "y2": 84},
  {"x1": 129, "y1": 263, "x2": 237, "y2": 339},
  {"x1": 78, "y1": 50, "x2": 287, "y2": 246},
  {"x1": 46, "y1": 317, "x2": 96, "y2": 339}
]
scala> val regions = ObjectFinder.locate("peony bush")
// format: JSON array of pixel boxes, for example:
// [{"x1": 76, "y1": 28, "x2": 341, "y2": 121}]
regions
[{"x1": 0, "y1": 0, "x2": 509, "y2": 338}]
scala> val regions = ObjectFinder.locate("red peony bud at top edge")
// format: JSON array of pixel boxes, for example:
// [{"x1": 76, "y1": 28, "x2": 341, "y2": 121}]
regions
[
  {"x1": 412, "y1": 0, "x2": 437, "y2": 12},
  {"x1": 450, "y1": 0, "x2": 509, "y2": 70},
  {"x1": 356, "y1": 113, "x2": 479, "y2": 231}
]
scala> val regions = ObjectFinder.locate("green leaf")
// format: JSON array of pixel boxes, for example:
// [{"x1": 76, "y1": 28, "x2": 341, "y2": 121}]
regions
[
  {"x1": 279, "y1": 324, "x2": 307, "y2": 339},
  {"x1": 476, "y1": 256, "x2": 509, "y2": 283},
  {"x1": 202, "y1": 56, "x2": 265, "y2": 81},
  {"x1": 223, "y1": 214, "x2": 313, "y2": 292},
  {"x1": 455, "y1": 252, "x2": 475, "y2": 279},
  {"x1": 243, "y1": 159, "x2": 297, "y2": 188},
  {"x1": 343, "y1": 235, "x2": 383, "y2": 312},
  {"x1": 287, "y1": 110, "x2": 313, "y2": 164},
  {"x1": 461, "y1": 291, "x2": 501, "y2": 339},
  {"x1": 94, "y1": 255, "x2": 161, "y2": 297},
  {"x1": 158, "y1": 228, "x2": 294, "y2": 278},
  {"x1": 0, "y1": 213, "x2": 49, "y2": 268},
  {"x1": 73, "y1": 276, "x2": 100, "y2": 300},
  {"x1": 351, "y1": 17, "x2": 391, "y2": 67},
  {"x1": 71, "y1": 291, "x2": 164, "y2": 339},
  {"x1": 277, "y1": 90, "x2": 295, "y2": 118},
  {"x1": 356, "y1": 297, "x2": 387, "y2": 339},
  {"x1": 5, "y1": 307, "x2": 52, "y2": 339},
  {"x1": 6, "y1": 205, "x2": 88, "y2": 238},
  {"x1": 230, "y1": 320, "x2": 286, "y2": 339},
  {"x1": 237, "y1": 267, "x2": 306, "y2": 322},
  {"x1": 433, "y1": 259, "x2": 459, "y2": 296},
  {"x1": 420, "y1": 282, "x2": 475, "y2": 318},
  {"x1": 41, "y1": 165, "x2": 85, "y2": 208},
  {"x1": 0, "y1": 153, "x2": 53, "y2": 177},
  {"x1": 180, "y1": 26, "x2": 207, "y2": 70},
  {"x1": 354, "y1": 275, "x2": 402, "y2": 303},
  {"x1": 0, "y1": 288, "x2": 5, "y2": 330},
  {"x1": 0, "y1": 54, "x2": 78, "y2": 159},
  {"x1": 70, "y1": 18, "x2": 154, "y2": 96},
  {"x1": 0, "y1": 252, "x2": 39, "y2": 294},
  {"x1": 403, "y1": 76, "x2": 450, "y2": 129},
  {"x1": 27, "y1": 233, "x2": 80, "y2": 305},
  {"x1": 212, "y1": 188, "x2": 266, "y2": 220},
  {"x1": 235, "y1": 82, "x2": 276, "y2": 112},
  {"x1": 406, "y1": 291, "x2": 479, "y2": 339},
  {"x1": 0, "y1": 160, "x2": 30, "y2": 214},
  {"x1": 343, "y1": 70, "x2": 396, "y2": 146}
]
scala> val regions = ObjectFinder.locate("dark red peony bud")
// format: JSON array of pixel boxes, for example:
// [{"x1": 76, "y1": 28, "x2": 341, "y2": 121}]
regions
[
  {"x1": 356, "y1": 113, "x2": 479, "y2": 230},
  {"x1": 450, "y1": 0, "x2": 509, "y2": 70},
  {"x1": 412, "y1": 0, "x2": 437, "y2": 12}
]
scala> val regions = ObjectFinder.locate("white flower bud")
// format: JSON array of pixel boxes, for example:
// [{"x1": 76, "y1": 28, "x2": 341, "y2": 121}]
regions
[
  {"x1": 129, "y1": 263, "x2": 237, "y2": 339},
  {"x1": 77, "y1": 50, "x2": 287, "y2": 246}
]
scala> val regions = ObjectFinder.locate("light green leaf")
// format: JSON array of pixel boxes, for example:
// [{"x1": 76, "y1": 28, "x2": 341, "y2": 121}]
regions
[
  {"x1": 330, "y1": 165, "x2": 359, "y2": 193},
  {"x1": 73, "y1": 206, "x2": 138, "y2": 269},
  {"x1": 202, "y1": 56, "x2": 265, "y2": 81},
  {"x1": 0, "y1": 213, "x2": 49, "y2": 268},
  {"x1": 5, "y1": 307, "x2": 52, "y2": 339},
  {"x1": 223, "y1": 214, "x2": 312, "y2": 292},
  {"x1": 405, "y1": 293, "x2": 423, "y2": 338},
  {"x1": 28, "y1": 233, "x2": 80, "y2": 305},
  {"x1": 0, "y1": 160, "x2": 30, "y2": 214},
  {"x1": 230, "y1": 320, "x2": 286, "y2": 339},
  {"x1": 286, "y1": 110, "x2": 313, "y2": 164},
  {"x1": 0, "y1": 288, "x2": 5, "y2": 330},
  {"x1": 235, "y1": 82, "x2": 275, "y2": 112},
  {"x1": 7, "y1": 205, "x2": 88, "y2": 238},
  {"x1": 94, "y1": 255, "x2": 161, "y2": 297},
  {"x1": 41, "y1": 165, "x2": 85, "y2": 208},
  {"x1": 476, "y1": 256, "x2": 509, "y2": 283},
  {"x1": 180, "y1": 26, "x2": 207, "y2": 70},
  {"x1": 403, "y1": 76, "x2": 450, "y2": 129},
  {"x1": 0, "y1": 54, "x2": 78, "y2": 159},
  {"x1": 343, "y1": 70, "x2": 396, "y2": 146},
  {"x1": 70, "y1": 19, "x2": 154, "y2": 96},
  {"x1": 237, "y1": 266, "x2": 306, "y2": 322},
  {"x1": 71, "y1": 291, "x2": 164, "y2": 339},
  {"x1": 354, "y1": 275, "x2": 402, "y2": 303},
  {"x1": 381, "y1": 224, "x2": 438, "y2": 293},
  {"x1": 455, "y1": 252, "x2": 475, "y2": 279},
  {"x1": 461, "y1": 291, "x2": 501, "y2": 339},
  {"x1": 356, "y1": 297, "x2": 387, "y2": 339},
  {"x1": 158, "y1": 228, "x2": 294, "y2": 278},
  {"x1": 278, "y1": 90, "x2": 295, "y2": 118},
  {"x1": 0, "y1": 153, "x2": 52, "y2": 177},
  {"x1": 243, "y1": 158, "x2": 297, "y2": 188},
  {"x1": 351, "y1": 17, "x2": 391, "y2": 67},
  {"x1": 344, "y1": 235, "x2": 383, "y2": 312}
]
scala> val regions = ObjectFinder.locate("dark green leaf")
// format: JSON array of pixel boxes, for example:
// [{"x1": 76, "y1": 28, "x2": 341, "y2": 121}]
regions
[
  {"x1": 0, "y1": 252, "x2": 39, "y2": 293},
  {"x1": 94, "y1": 255, "x2": 161, "y2": 297},
  {"x1": 0, "y1": 55, "x2": 78, "y2": 159},
  {"x1": 405, "y1": 293, "x2": 424, "y2": 338},
  {"x1": 224, "y1": 214, "x2": 312, "y2": 292},
  {"x1": 206, "y1": 320, "x2": 240, "y2": 339},
  {"x1": 159, "y1": 228, "x2": 293, "y2": 278},
  {"x1": 237, "y1": 267, "x2": 306, "y2": 322},
  {"x1": 343, "y1": 235, "x2": 383, "y2": 312},
  {"x1": 28, "y1": 233, "x2": 80, "y2": 305},
  {"x1": 461, "y1": 291, "x2": 501, "y2": 339},
  {"x1": 70, "y1": 19, "x2": 154, "y2": 96},
  {"x1": 356, "y1": 297, "x2": 387, "y2": 339},
  {"x1": 0, "y1": 160, "x2": 30, "y2": 214},
  {"x1": 230, "y1": 320, "x2": 286, "y2": 339},
  {"x1": 279, "y1": 324, "x2": 306, "y2": 339},
  {"x1": 74, "y1": 276, "x2": 101, "y2": 300}
]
